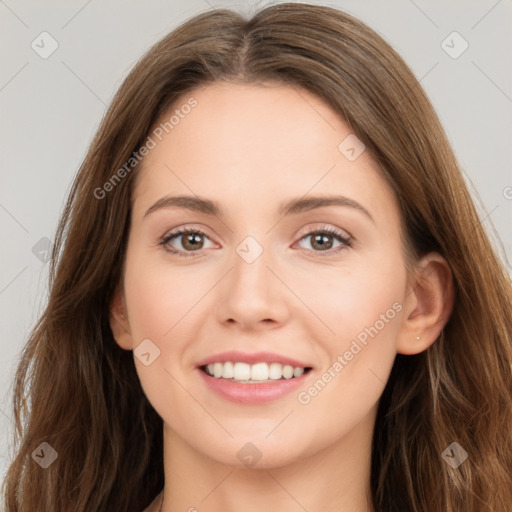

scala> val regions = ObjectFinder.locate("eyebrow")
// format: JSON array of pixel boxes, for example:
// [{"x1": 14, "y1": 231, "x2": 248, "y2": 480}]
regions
[{"x1": 143, "y1": 194, "x2": 374, "y2": 223}]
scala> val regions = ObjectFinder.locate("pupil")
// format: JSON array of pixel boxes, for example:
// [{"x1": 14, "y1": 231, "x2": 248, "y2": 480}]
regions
[
  {"x1": 185, "y1": 233, "x2": 202, "y2": 249},
  {"x1": 314, "y1": 234, "x2": 332, "y2": 250}
]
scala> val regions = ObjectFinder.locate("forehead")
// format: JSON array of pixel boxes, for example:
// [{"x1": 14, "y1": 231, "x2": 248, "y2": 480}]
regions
[{"x1": 132, "y1": 81, "x2": 398, "y2": 226}]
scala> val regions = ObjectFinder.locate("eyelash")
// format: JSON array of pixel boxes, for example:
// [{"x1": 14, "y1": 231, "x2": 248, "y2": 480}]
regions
[{"x1": 159, "y1": 225, "x2": 352, "y2": 258}]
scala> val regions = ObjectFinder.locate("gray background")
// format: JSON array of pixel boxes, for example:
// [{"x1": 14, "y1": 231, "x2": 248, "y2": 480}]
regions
[{"x1": 1, "y1": 0, "x2": 511, "y2": 487}]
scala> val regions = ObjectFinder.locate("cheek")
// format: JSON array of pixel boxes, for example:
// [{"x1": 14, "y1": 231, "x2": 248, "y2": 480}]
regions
[
  {"x1": 333, "y1": 273, "x2": 404, "y2": 353},
  {"x1": 291, "y1": 252, "x2": 406, "y2": 409},
  {"x1": 303, "y1": 293, "x2": 403, "y2": 416},
  {"x1": 123, "y1": 252, "x2": 203, "y2": 342},
  {"x1": 292, "y1": 253, "x2": 406, "y2": 352},
  {"x1": 122, "y1": 253, "x2": 203, "y2": 421}
]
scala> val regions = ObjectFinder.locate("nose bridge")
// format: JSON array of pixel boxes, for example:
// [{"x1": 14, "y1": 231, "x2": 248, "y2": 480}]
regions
[
  {"x1": 231, "y1": 234, "x2": 271, "y2": 300},
  {"x1": 216, "y1": 232, "x2": 286, "y2": 328}
]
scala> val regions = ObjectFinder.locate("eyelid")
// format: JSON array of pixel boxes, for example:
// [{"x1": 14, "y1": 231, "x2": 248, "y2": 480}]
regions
[
  {"x1": 159, "y1": 226, "x2": 216, "y2": 258},
  {"x1": 293, "y1": 224, "x2": 352, "y2": 257},
  {"x1": 295, "y1": 223, "x2": 352, "y2": 243}
]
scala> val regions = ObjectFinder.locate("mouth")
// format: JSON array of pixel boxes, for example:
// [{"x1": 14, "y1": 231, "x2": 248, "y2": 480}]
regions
[
  {"x1": 200, "y1": 361, "x2": 313, "y2": 383},
  {"x1": 195, "y1": 351, "x2": 314, "y2": 404}
]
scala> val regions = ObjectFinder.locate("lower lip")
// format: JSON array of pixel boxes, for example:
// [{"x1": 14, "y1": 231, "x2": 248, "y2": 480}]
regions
[{"x1": 197, "y1": 368, "x2": 312, "y2": 405}]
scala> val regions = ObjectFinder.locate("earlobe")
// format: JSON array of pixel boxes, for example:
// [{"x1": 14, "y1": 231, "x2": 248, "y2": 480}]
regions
[
  {"x1": 109, "y1": 289, "x2": 134, "y2": 350},
  {"x1": 397, "y1": 252, "x2": 454, "y2": 355}
]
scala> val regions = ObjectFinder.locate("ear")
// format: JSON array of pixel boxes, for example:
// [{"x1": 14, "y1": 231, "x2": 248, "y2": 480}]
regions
[
  {"x1": 397, "y1": 252, "x2": 454, "y2": 355},
  {"x1": 109, "y1": 285, "x2": 134, "y2": 350}
]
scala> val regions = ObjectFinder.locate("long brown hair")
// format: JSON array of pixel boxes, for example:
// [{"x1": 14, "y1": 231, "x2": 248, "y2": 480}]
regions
[{"x1": 3, "y1": 3, "x2": 512, "y2": 511}]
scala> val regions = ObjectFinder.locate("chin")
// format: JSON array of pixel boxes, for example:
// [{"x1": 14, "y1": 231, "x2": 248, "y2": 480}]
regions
[{"x1": 195, "y1": 432, "x2": 312, "y2": 470}]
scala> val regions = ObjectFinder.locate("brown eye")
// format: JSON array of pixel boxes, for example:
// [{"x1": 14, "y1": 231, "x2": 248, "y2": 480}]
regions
[
  {"x1": 310, "y1": 233, "x2": 335, "y2": 250},
  {"x1": 180, "y1": 232, "x2": 205, "y2": 251},
  {"x1": 160, "y1": 227, "x2": 213, "y2": 257},
  {"x1": 296, "y1": 227, "x2": 352, "y2": 255}
]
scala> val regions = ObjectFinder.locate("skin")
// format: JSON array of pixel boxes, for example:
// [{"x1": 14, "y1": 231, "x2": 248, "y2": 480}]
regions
[{"x1": 110, "y1": 82, "x2": 454, "y2": 512}]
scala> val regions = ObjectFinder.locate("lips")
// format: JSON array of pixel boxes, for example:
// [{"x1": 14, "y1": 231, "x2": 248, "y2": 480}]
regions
[{"x1": 195, "y1": 350, "x2": 314, "y2": 404}]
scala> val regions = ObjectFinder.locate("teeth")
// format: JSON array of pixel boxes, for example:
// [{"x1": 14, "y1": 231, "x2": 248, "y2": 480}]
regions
[
  {"x1": 282, "y1": 365, "x2": 294, "y2": 379},
  {"x1": 213, "y1": 362, "x2": 223, "y2": 378},
  {"x1": 268, "y1": 362, "x2": 283, "y2": 380},
  {"x1": 223, "y1": 361, "x2": 234, "y2": 379},
  {"x1": 233, "y1": 362, "x2": 251, "y2": 380},
  {"x1": 204, "y1": 361, "x2": 307, "y2": 381},
  {"x1": 251, "y1": 362, "x2": 268, "y2": 381},
  {"x1": 293, "y1": 367, "x2": 304, "y2": 377}
]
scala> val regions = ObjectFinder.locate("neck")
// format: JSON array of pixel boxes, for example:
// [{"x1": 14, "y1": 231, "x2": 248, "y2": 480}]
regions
[{"x1": 159, "y1": 407, "x2": 376, "y2": 512}]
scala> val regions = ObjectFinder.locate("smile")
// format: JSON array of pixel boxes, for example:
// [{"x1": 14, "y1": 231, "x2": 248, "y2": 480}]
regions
[{"x1": 202, "y1": 361, "x2": 312, "y2": 382}]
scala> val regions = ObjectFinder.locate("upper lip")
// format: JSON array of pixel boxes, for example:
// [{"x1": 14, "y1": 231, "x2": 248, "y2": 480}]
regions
[{"x1": 196, "y1": 351, "x2": 312, "y2": 369}]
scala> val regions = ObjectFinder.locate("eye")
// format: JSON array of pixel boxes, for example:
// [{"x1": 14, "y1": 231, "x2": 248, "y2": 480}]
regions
[
  {"x1": 159, "y1": 227, "x2": 214, "y2": 258},
  {"x1": 295, "y1": 226, "x2": 352, "y2": 256},
  {"x1": 159, "y1": 225, "x2": 352, "y2": 258}
]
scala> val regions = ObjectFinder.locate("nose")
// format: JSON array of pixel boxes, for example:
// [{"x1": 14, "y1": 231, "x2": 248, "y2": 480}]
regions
[{"x1": 214, "y1": 240, "x2": 290, "y2": 331}]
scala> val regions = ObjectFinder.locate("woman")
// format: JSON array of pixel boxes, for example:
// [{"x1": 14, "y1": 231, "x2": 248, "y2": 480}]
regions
[{"x1": 3, "y1": 3, "x2": 511, "y2": 511}]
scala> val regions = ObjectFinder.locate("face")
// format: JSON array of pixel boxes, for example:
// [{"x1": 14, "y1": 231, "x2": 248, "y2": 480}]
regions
[{"x1": 114, "y1": 82, "x2": 412, "y2": 468}]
